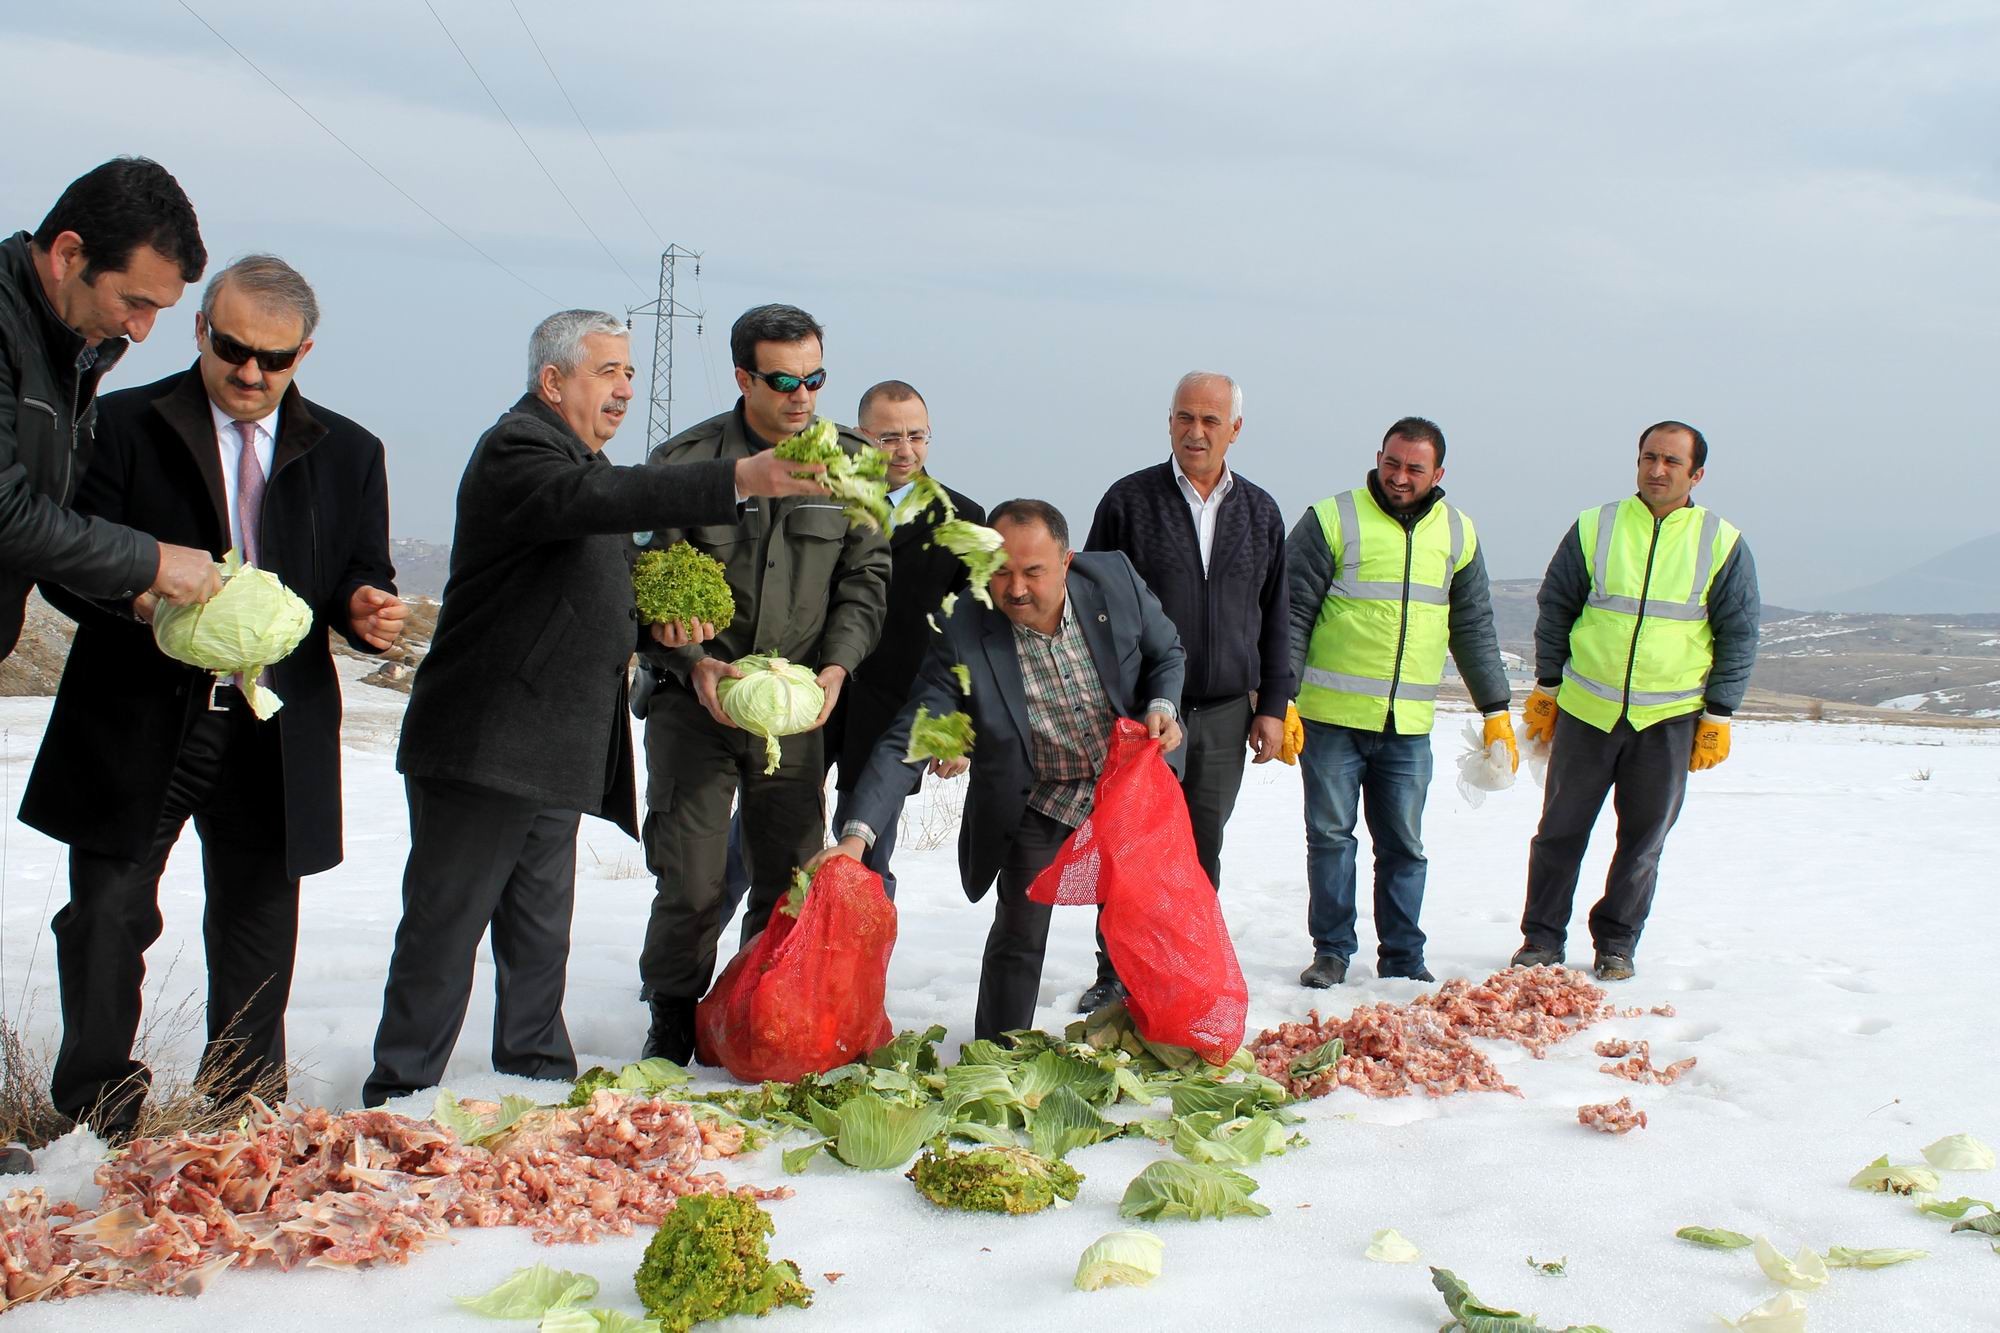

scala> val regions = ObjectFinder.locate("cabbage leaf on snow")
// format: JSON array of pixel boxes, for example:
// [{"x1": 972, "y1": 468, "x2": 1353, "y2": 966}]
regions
[
  {"x1": 1921, "y1": 1133, "x2": 1995, "y2": 1172},
  {"x1": 1849, "y1": 1154, "x2": 1940, "y2": 1195},
  {"x1": 454, "y1": 1263, "x2": 598, "y2": 1318},
  {"x1": 1823, "y1": 1245, "x2": 1926, "y2": 1268},
  {"x1": 1075, "y1": 1230, "x2": 1164, "y2": 1291},
  {"x1": 1118, "y1": 1161, "x2": 1269, "y2": 1221},
  {"x1": 1752, "y1": 1235, "x2": 1828, "y2": 1290},
  {"x1": 1675, "y1": 1225, "x2": 1754, "y2": 1249},
  {"x1": 1718, "y1": 1291, "x2": 1807, "y2": 1332}
]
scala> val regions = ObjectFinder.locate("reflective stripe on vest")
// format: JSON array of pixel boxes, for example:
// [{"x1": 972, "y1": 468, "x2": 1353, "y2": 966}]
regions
[
  {"x1": 1558, "y1": 495, "x2": 1741, "y2": 733},
  {"x1": 1295, "y1": 486, "x2": 1473, "y2": 735}
]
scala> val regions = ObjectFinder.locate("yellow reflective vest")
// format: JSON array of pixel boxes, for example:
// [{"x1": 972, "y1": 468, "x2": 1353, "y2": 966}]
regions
[
  {"x1": 1296, "y1": 486, "x2": 1477, "y2": 735},
  {"x1": 1559, "y1": 495, "x2": 1741, "y2": 732}
]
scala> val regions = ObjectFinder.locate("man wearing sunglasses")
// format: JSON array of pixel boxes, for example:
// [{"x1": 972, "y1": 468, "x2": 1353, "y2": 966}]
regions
[
  {"x1": 634, "y1": 303, "x2": 890, "y2": 1065},
  {"x1": 1, "y1": 157, "x2": 226, "y2": 665},
  {"x1": 22, "y1": 254, "x2": 401, "y2": 1140}
]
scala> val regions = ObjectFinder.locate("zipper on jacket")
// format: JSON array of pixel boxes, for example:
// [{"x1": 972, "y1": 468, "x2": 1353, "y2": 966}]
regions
[
  {"x1": 1384, "y1": 523, "x2": 1416, "y2": 722},
  {"x1": 1618, "y1": 512, "x2": 1665, "y2": 723},
  {"x1": 63, "y1": 370, "x2": 82, "y2": 501}
]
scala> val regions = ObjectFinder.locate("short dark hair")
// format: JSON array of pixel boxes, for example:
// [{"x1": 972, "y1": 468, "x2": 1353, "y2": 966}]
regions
[
  {"x1": 32, "y1": 157, "x2": 206, "y2": 284},
  {"x1": 1639, "y1": 420, "x2": 1708, "y2": 470},
  {"x1": 857, "y1": 379, "x2": 926, "y2": 422},
  {"x1": 729, "y1": 303, "x2": 824, "y2": 371},
  {"x1": 1382, "y1": 416, "x2": 1446, "y2": 467},
  {"x1": 988, "y1": 498, "x2": 1070, "y2": 551}
]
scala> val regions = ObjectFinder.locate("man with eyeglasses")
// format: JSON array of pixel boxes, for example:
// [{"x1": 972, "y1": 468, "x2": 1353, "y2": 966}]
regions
[
  {"x1": 634, "y1": 303, "x2": 890, "y2": 1064},
  {"x1": 821, "y1": 379, "x2": 986, "y2": 899},
  {"x1": 1, "y1": 157, "x2": 225, "y2": 666},
  {"x1": 22, "y1": 254, "x2": 402, "y2": 1140},
  {"x1": 1077, "y1": 371, "x2": 1292, "y2": 1012}
]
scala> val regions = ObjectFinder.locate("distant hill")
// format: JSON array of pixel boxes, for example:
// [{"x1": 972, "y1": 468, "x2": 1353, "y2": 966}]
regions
[
  {"x1": 1825, "y1": 532, "x2": 2000, "y2": 614},
  {"x1": 391, "y1": 539, "x2": 452, "y2": 600}
]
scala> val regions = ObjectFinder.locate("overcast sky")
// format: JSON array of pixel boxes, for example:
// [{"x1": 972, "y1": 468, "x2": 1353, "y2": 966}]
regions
[{"x1": 5, "y1": 1, "x2": 1995, "y2": 608}]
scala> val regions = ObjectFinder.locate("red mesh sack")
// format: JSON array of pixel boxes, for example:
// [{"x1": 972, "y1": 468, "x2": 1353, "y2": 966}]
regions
[
  {"x1": 1029, "y1": 717, "x2": 1247, "y2": 1063},
  {"x1": 695, "y1": 855, "x2": 898, "y2": 1083}
]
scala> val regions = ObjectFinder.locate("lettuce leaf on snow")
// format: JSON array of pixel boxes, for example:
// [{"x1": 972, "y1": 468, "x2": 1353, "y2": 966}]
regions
[
  {"x1": 1718, "y1": 1291, "x2": 1807, "y2": 1332},
  {"x1": 1916, "y1": 1195, "x2": 1995, "y2": 1219},
  {"x1": 1751, "y1": 1235, "x2": 1828, "y2": 1290},
  {"x1": 1849, "y1": 1154, "x2": 1940, "y2": 1195},
  {"x1": 1823, "y1": 1245, "x2": 1926, "y2": 1268},
  {"x1": 1675, "y1": 1225, "x2": 1754, "y2": 1249},
  {"x1": 1028, "y1": 1085, "x2": 1126, "y2": 1160},
  {"x1": 783, "y1": 1093, "x2": 945, "y2": 1173},
  {"x1": 454, "y1": 1263, "x2": 598, "y2": 1318},
  {"x1": 433, "y1": 1090, "x2": 539, "y2": 1147},
  {"x1": 1169, "y1": 1110, "x2": 1304, "y2": 1167},
  {"x1": 1921, "y1": 1133, "x2": 1996, "y2": 1172}
]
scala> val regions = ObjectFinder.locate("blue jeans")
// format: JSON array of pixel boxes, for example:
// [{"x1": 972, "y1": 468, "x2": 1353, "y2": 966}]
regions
[{"x1": 1299, "y1": 719, "x2": 1432, "y2": 973}]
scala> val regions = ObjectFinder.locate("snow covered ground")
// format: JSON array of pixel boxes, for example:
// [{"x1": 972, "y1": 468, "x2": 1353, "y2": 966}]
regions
[{"x1": 3, "y1": 662, "x2": 1997, "y2": 1331}]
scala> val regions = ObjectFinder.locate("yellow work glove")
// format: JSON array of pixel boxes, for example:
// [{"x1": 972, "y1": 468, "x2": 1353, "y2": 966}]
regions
[
  {"x1": 1482, "y1": 711, "x2": 1520, "y2": 773},
  {"x1": 1521, "y1": 686, "x2": 1559, "y2": 745},
  {"x1": 1278, "y1": 701, "x2": 1305, "y2": 765},
  {"x1": 1690, "y1": 713, "x2": 1731, "y2": 771}
]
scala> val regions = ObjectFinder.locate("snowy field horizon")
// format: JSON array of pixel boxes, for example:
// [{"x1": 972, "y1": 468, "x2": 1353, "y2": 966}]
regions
[{"x1": 2, "y1": 661, "x2": 1996, "y2": 1331}]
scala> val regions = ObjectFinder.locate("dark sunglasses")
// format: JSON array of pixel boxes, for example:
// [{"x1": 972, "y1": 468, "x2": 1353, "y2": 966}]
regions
[
  {"x1": 207, "y1": 325, "x2": 302, "y2": 373},
  {"x1": 746, "y1": 367, "x2": 826, "y2": 393}
]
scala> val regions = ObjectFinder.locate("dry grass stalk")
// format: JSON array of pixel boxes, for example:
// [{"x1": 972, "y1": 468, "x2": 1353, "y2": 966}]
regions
[{"x1": 900, "y1": 770, "x2": 966, "y2": 853}]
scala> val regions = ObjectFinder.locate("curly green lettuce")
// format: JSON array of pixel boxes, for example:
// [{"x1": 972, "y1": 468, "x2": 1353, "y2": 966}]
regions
[
  {"x1": 633, "y1": 1195, "x2": 810, "y2": 1333},
  {"x1": 905, "y1": 707, "x2": 975, "y2": 764},
  {"x1": 907, "y1": 1143, "x2": 1082, "y2": 1215},
  {"x1": 633, "y1": 543, "x2": 734, "y2": 630}
]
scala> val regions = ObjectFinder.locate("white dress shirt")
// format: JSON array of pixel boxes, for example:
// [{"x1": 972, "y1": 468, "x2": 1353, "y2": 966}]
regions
[
  {"x1": 1170, "y1": 454, "x2": 1235, "y2": 574},
  {"x1": 209, "y1": 399, "x2": 278, "y2": 561}
]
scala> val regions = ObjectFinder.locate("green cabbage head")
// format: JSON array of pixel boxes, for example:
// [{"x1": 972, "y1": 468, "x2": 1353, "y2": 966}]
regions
[
  {"x1": 717, "y1": 655, "x2": 824, "y2": 774},
  {"x1": 153, "y1": 556, "x2": 313, "y2": 719}
]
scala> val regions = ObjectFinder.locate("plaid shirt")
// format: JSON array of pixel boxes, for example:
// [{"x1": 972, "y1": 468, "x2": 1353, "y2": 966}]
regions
[{"x1": 1013, "y1": 595, "x2": 1115, "y2": 828}]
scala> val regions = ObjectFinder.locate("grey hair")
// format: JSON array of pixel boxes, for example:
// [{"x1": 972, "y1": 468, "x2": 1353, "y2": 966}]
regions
[
  {"x1": 202, "y1": 253, "x2": 320, "y2": 340},
  {"x1": 528, "y1": 309, "x2": 629, "y2": 391},
  {"x1": 1172, "y1": 371, "x2": 1242, "y2": 421}
]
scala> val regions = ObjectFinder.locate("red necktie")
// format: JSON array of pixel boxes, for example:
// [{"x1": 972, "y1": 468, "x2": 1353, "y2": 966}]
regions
[{"x1": 235, "y1": 418, "x2": 265, "y2": 567}]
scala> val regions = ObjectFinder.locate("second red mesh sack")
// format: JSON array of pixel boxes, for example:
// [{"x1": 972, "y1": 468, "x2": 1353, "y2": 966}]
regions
[
  {"x1": 1029, "y1": 717, "x2": 1247, "y2": 1063},
  {"x1": 695, "y1": 854, "x2": 898, "y2": 1083}
]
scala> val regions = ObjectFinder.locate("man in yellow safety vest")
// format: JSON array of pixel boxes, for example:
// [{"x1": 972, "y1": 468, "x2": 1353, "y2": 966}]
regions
[
  {"x1": 1512, "y1": 421, "x2": 1760, "y2": 981},
  {"x1": 1286, "y1": 417, "x2": 1515, "y2": 987}
]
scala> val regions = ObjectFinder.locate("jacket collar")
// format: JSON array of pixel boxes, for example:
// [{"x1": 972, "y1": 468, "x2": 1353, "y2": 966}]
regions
[
  {"x1": 2, "y1": 231, "x2": 128, "y2": 387},
  {"x1": 515, "y1": 391, "x2": 596, "y2": 460},
  {"x1": 153, "y1": 365, "x2": 327, "y2": 541}
]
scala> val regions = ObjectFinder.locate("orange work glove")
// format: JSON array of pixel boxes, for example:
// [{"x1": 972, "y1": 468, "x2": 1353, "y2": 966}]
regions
[
  {"x1": 1689, "y1": 713, "x2": 1731, "y2": 771},
  {"x1": 1482, "y1": 711, "x2": 1520, "y2": 773},
  {"x1": 1521, "y1": 686, "x2": 1559, "y2": 745},
  {"x1": 1278, "y1": 701, "x2": 1305, "y2": 765}
]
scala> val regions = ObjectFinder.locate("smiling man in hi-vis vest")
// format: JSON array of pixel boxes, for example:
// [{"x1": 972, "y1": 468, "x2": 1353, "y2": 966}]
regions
[
  {"x1": 1286, "y1": 417, "x2": 1514, "y2": 988},
  {"x1": 1511, "y1": 421, "x2": 1760, "y2": 982}
]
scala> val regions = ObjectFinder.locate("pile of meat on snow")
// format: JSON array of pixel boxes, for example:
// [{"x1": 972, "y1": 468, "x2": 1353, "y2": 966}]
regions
[
  {"x1": 0, "y1": 1088, "x2": 781, "y2": 1311},
  {"x1": 1247, "y1": 965, "x2": 1686, "y2": 1105}
]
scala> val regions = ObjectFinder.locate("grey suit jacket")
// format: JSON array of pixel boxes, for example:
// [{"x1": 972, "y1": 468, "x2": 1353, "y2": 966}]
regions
[{"x1": 846, "y1": 550, "x2": 1186, "y2": 902}]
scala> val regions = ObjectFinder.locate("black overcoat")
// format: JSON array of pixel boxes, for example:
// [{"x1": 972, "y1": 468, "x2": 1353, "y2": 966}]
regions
[
  {"x1": 20, "y1": 366, "x2": 394, "y2": 877},
  {"x1": 396, "y1": 394, "x2": 737, "y2": 833}
]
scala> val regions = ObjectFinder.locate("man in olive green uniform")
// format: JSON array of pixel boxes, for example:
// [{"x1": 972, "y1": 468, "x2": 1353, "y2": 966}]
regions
[
  {"x1": 1286, "y1": 417, "x2": 1515, "y2": 988},
  {"x1": 1512, "y1": 421, "x2": 1759, "y2": 982},
  {"x1": 636, "y1": 303, "x2": 889, "y2": 1061}
]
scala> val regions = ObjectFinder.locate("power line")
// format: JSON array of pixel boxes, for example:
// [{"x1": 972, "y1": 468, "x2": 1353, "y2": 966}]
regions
[
  {"x1": 507, "y1": 0, "x2": 665, "y2": 248},
  {"x1": 423, "y1": 0, "x2": 643, "y2": 295},
  {"x1": 174, "y1": 0, "x2": 558, "y2": 305}
]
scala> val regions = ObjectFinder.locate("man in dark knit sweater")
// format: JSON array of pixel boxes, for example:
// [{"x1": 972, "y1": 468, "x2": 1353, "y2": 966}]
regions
[{"x1": 1080, "y1": 370, "x2": 1291, "y2": 1011}]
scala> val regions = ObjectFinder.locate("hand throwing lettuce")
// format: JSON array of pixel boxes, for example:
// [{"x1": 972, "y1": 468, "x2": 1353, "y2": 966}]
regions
[{"x1": 774, "y1": 417, "x2": 890, "y2": 532}]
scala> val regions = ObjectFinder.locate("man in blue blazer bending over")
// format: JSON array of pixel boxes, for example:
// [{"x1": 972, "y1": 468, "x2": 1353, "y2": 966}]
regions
[{"x1": 815, "y1": 498, "x2": 1185, "y2": 1040}]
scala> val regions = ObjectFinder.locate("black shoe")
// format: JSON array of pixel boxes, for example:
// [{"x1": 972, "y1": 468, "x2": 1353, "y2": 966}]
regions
[
  {"x1": 1076, "y1": 978, "x2": 1126, "y2": 1013},
  {"x1": 1381, "y1": 966, "x2": 1436, "y2": 983},
  {"x1": 642, "y1": 996, "x2": 697, "y2": 1064},
  {"x1": 1593, "y1": 952, "x2": 1635, "y2": 982},
  {"x1": 1511, "y1": 944, "x2": 1565, "y2": 968},
  {"x1": 1298, "y1": 956, "x2": 1347, "y2": 988},
  {"x1": 0, "y1": 1143, "x2": 32, "y2": 1174}
]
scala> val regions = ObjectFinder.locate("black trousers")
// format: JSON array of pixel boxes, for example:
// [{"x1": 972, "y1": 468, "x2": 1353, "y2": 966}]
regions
[
  {"x1": 1093, "y1": 693, "x2": 1250, "y2": 985},
  {"x1": 976, "y1": 808, "x2": 1073, "y2": 1040},
  {"x1": 639, "y1": 685, "x2": 826, "y2": 1001},
  {"x1": 51, "y1": 691, "x2": 295, "y2": 1134},
  {"x1": 1521, "y1": 710, "x2": 1696, "y2": 958},
  {"x1": 363, "y1": 776, "x2": 582, "y2": 1106}
]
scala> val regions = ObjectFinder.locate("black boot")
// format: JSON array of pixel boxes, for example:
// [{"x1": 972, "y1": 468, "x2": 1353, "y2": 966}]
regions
[
  {"x1": 642, "y1": 996, "x2": 697, "y2": 1065},
  {"x1": 1076, "y1": 976, "x2": 1126, "y2": 1013}
]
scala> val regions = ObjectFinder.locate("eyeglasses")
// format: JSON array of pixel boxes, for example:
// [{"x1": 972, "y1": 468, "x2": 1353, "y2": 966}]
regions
[
  {"x1": 872, "y1": 430, "x2": 931, "y2": 448},
  {"x1": 207, "y1": 326, "x2": 302, "y2": 373},
  {"x1": 746, "y1": 367, "x2": 827, "y2": 393}
]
